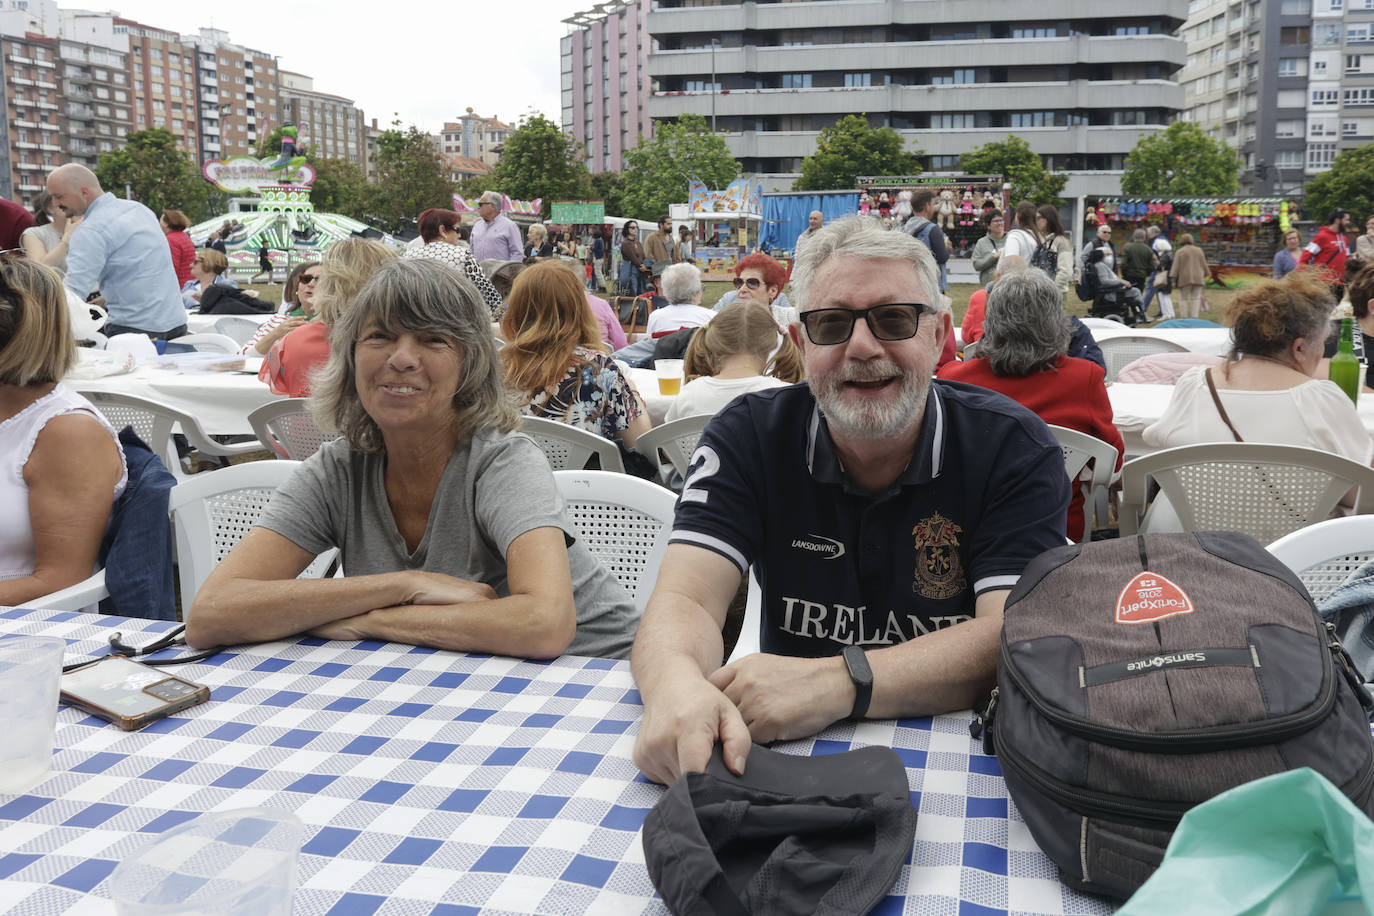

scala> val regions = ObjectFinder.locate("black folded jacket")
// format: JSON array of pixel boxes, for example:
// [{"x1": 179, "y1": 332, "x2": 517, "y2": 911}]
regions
[{"x1": 642, "y1": 743, "x2": 916, "y2": 916}]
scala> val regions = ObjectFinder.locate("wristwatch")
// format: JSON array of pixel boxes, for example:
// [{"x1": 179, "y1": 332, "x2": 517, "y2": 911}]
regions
[{"x1": 842, "y1": 645, "x2": 873, "y2": 719}]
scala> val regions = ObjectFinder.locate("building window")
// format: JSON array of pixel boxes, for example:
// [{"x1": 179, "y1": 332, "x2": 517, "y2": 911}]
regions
[
  {"x1": 1345, "y1": 121, "x2": 1361, "y2": 136},
  {"x1": 1277, "y1": 58, "x2": 1305, "y2": 76},
  {"x1": 1275, "y1": 149, "x2": 1304, "y2": 168},
  {"x1": 1351, "y1": 25, "x2": 1373, "y2": 43},
  {"x1": 1346, "y1": 87, "x2": 1374, "y2": 104},
  {"x1": 927, "y1": 155, "x2": 960, "y2": 170},
  {"x1": 844, "y1": 73, "x2": 871, "y2": 87},
  {"x1": 933, "y1": 113, "x2": 974, "y2": 128},
  {"x1": 1312, "y1": 88, "x2": 1340, "y2": 107},
  {"x1": 1349, "y1": 55, "x2": 1365, "y2": 72},
  {"x1": 954, "y1": 68, "x2": 975, "y2": 83},
  {"x1": 781, "y1": 73, "x2": 812, "y2": 89},
  {"x1": 1010, "y1": 111, "x2": 1055, "y2": 127},
  {"x1": 1308, "y1": 142, "x2": 1337, "y2": 170}
]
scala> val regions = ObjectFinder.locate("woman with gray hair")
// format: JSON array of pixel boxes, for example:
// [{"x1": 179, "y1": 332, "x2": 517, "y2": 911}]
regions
[
  {"x1": 938, "y1": 268, "x2": 1122, "y2": 541},
  {"x1": 646, "y1": 262, "x2": 714, "y2": 338},
  {"x1": 187, "y1": 258, "x2": 638, "y2": 660}
]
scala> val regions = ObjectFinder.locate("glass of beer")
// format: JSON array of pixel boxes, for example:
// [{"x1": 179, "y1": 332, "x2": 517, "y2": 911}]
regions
[{"x1": 655, "y1": 359, "x2": 683, "y2": 396}]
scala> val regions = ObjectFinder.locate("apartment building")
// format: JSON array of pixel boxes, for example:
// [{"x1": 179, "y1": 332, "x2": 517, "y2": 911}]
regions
[
  {"x1": 1181, "y1": 0, "x2": 1374, "y2": 194},
  {"x1": 1, "y1": 32, "x2": 61, "y2": 202},
  {"x1": 560, "y1": 0, "x2": 653, "y2": 173},
  {"x1": 277, "y1": 70, "x2": 367, "y2": 170},
  {"x1": 57, "y1": 37, "x2": 131, "y2": 171},
  {"x1": 113, "y1": 18, "x2": 197, "y2": 157},
  {"x1": 437, "y1": 109, "x2": 512, "y2": 169},
  {"x1": 187, "y1": 29, "x2": 278, "y2": 161},
  {"x1": 583, "y1": 0, "x2": 1189, "y2": 194}
]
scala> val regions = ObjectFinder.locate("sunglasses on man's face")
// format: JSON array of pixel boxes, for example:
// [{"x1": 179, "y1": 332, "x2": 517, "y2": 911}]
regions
[
  {"x1": 732, "y1": 276, "x2": 764, "y2": 290},
  {"x1": 800, "y1": 303, "x2": 933, "y2": 346}
]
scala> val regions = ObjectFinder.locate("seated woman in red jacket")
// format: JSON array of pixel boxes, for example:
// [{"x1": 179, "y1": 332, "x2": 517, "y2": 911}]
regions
[{"x1": 939, "y1": 267, "x2": 1123, "y2": 541}]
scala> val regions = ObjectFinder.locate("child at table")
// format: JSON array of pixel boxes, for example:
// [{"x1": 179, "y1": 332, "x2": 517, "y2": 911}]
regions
[{"x1": 664, "y1": 301, "x2": 804, "y2": 423}]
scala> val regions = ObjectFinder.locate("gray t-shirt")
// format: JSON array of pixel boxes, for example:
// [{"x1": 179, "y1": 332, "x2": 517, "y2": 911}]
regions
[{"x1": 257, "y1": 430, "x2": 637, "y2": 659}]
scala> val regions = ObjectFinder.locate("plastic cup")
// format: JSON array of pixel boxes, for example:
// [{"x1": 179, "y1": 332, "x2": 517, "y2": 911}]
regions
[
  {"x1": 655, "y1": 358, "x2": 684, "y2": 396},
  {"x1": 110, "y1": 808, "x2": 305, "y2": 916},
  {"x1": 0, "y1": 636, "x2": 65, "y2": 794}
]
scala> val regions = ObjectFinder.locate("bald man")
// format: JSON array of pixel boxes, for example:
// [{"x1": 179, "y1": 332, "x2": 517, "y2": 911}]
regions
[
  {"x1": 795, "y1": 210, "x2": 823, "y2": 253},
  {"x1": 46, "y1": 163, "x2": 186, "y2": 340}
]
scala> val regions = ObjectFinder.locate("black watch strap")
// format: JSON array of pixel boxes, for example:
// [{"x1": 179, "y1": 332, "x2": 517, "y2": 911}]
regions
[{"x1": 842, "y1": 645, "x2": 874, "y2": 719}]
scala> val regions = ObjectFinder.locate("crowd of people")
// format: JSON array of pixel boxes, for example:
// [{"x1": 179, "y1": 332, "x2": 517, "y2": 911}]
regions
[{"x1": 7, "y1": 158, "x2": 1374, "y2": 797}]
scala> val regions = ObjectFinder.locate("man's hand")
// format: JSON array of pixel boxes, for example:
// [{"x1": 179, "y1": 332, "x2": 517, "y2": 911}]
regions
[
  {"x1": 633, "y1": 673, "x2": 752, "y2": 786},
  {"x1": 708, "y1": 653, "x2": 854, "y2": 744},
  {"x1": 401, "y1": 570, "x2": 496, "y2": 606},
  {"x1": 308, "y1": 612, "x2": 372, "y2": 641}
]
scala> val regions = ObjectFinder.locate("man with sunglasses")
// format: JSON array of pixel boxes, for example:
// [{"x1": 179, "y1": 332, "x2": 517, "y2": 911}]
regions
[
  {"x1": 46, "y1": 164, "x2": 186, "y2": 341},
  {"x1": 631, "y1": 216, "x2": 1068, "y2": 786}
]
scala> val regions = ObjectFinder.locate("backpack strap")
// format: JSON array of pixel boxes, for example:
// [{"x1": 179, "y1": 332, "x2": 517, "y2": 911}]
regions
[{"x1": 1204, "y1": 368, "x2": 1244, "y2": 442}]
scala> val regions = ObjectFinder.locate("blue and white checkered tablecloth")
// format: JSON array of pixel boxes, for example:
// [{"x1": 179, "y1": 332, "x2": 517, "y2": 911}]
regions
[{"x1": 0, "y1": 608, "x2": 1114, "y2": 916}]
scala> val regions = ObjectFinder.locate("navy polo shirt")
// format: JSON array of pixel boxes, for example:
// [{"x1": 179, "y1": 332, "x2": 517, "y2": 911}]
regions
[{"x1": 671, "y1": 381, "x2": 1070, "y2": 659}]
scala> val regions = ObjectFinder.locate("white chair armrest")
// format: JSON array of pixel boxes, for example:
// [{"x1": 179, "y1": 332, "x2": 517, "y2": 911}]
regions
[{"x1": 25, "y1": 570, "x2": 109, "y2": 611}]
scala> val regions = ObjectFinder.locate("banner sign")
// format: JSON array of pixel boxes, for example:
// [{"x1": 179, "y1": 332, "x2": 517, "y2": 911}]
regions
[
  {"x1": 203, "y1": 156, "x2": 315, "y2": 193},
  {"x1": 551, "y1": 201, "x2": 605, "y2": 224},
  {"x1": 687, "y1": 178, "x2": 762, "y2": 215}
]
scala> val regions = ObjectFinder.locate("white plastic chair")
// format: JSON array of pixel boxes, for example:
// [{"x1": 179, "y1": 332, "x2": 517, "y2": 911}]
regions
[
  {"x1": 520, "y1": 416, "x2": 626, "y2": 473},
  {"x1": 168, "y1": 461, "x2": 337, "y2": 616},
  {"x1": 1120, "y1": 443, "x2": 1374, "y2": 546},
  {"x1": 1047, "y1": 425, "x2": 1120, "y2": 543},
  {"x1": 1097, "y1": 335, "x2": 1189, "y2": 382},
  {"x1": 26, "y1": 570, "x2": 109, "y2": 612},
  {"x1": 73, "y1": 390, "x2": 264, "y2": 479},
  {"x1": 215, "y1": 316, "x2": 264, "y2": 348},
  {"x1": 726, "y1": 568, "x2": 763, "y2": 664},
  {"x1": 248, "y1": 398, "x2": 339, "y2": 460},
  {"x1": 635, "y1": 414, "x2": 710, "y2": 482},
  {"x1": 1267, "y1": 516, "x2": 1374, "y2": 604},
  {"x1": 553, "y1": 470, "x2": 676, "y2": 612},
  {"x1": 171, "y1": 333, "x2": 241, "y2": 354}
]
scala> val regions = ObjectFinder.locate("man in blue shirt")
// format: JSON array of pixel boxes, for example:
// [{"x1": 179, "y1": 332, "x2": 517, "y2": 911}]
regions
[
  {"x1": 46, "y1": 164, "x2": 186, "y2": 340},
  {"x1": 631, "y1": 217, "x2": 1069, "y2": 786}
]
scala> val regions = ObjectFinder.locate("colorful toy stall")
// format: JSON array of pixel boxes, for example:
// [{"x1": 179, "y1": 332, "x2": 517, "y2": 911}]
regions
[
  {"x1": 1085, "y1": 198, "x2": 1295, "y2": 268},
  {"x1": 856, "y1": 175, "x2": 1007, "y2": 257}
]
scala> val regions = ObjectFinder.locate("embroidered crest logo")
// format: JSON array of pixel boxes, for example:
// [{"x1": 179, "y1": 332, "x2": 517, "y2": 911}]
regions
[
  {"x1": 1115, "y1": 572, "x2": 1195, "y2": 625},
  {"x1": 912, "y1": 512, "x2": 964, "y2": 600}
]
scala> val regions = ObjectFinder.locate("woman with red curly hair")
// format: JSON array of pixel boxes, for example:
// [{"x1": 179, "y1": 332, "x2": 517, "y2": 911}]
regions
[{"x1": 402, "y1": 208, "x2": 507, "y2": 318}]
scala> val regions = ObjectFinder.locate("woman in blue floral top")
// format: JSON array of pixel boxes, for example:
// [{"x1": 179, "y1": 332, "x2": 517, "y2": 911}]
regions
[{"x1": 500, "y1": 261, "x2": 650, "y2": 447}]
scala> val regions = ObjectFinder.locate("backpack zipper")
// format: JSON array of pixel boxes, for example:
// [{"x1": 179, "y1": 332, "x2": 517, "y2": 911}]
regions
[{"x1": 997, "y1": 628, "x2": 1338, "y2": 753}]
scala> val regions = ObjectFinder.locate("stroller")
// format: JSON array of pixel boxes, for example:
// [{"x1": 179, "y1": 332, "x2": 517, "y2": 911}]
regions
[{"x1": 1082, "y1": 247, "x2": 1147, "y2": 326}]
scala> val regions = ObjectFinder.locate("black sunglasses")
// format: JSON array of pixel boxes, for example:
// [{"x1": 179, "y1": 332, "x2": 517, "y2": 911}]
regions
[
  {"x1": 298, "y1": 273, "x2": 321, "y2": 284},
  {"x1": 732, "y1": 276, "x2": 764, "y2": 290},
  {"x1": 801, "y1": 303, "x2": 933, "y2": 346}
]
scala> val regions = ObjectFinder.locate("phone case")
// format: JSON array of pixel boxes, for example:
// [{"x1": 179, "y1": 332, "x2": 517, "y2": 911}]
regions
[{"x1": 60, "y1": 656, "x2": 210, "y2": 731}]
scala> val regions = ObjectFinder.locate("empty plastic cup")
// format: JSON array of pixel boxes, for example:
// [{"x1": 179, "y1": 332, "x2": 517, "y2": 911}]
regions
[
  {"x1": 110, "y1": 807, "x2": 305, "y2": 916},
  {"x1": 0, "y1": 635, "x2": 65, "y2": 794},
  {"x1": 655, "y1": 358, "x2": 684, "y2": 396}
]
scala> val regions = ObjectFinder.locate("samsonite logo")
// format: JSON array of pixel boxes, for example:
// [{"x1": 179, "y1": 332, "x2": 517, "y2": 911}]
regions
[
  {"x1": 1125, "y1": 652, "x2": 1207, "y2": 672},
  {"x1": 1115, "y1": 572, "x2": 1195, "y2": 625}
]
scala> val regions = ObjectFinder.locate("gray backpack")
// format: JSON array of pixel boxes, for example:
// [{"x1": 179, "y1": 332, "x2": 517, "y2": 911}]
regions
[{"x1": 977, "y1": 532, "x2": 1374, "y2": 899}]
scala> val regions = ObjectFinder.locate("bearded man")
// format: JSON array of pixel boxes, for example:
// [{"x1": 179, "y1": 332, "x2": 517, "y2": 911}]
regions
[{"x1": 630, "y1": 216, "x2": 1068, "y2": 785}]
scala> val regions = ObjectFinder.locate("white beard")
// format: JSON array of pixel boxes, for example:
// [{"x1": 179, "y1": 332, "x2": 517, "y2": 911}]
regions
[{"x1": 811, "y1": 357, "x2": 929, "y2": 441}]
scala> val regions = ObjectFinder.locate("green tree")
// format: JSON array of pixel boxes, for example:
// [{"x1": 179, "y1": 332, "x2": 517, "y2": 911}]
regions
[
  {"x1": 793, "y1": 115, "x2": 921, "y2": 191},
  {"x1": 960, "y1": 134, "x2": 1067, "y2": 206},
  {"x1": 309, "y1": 157, "x2": 373, "y2": 220},
  {"x1": 619, "y1": 114, "x2": 739, "y2": 218},
  {"x1": 1303, "y1": 145, "x2": 1374, "y2": 225},
  {"x1": 368, "y1": 123, "x2": 454, "y2": 233},
  {"x1": 589, "y1": 171, "x2": 628, "y2": 219},
  {"x1": 488, "y1": 112, "x2": 591, "y2": 218},
  {"x1": 96, "y1": 127, "x2": 208, "y2": 220},
  {"x1": 1121, "y1": 122, "x2": 1240, "y2": 196}
]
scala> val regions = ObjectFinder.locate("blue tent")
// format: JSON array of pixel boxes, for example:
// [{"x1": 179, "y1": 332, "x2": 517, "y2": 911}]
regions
[{"x1": 759, "y1": 192, "x2": 860, "y2": 254}]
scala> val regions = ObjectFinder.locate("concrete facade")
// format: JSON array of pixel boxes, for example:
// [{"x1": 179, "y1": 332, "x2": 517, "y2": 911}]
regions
[
  {"x1": 1, "y1": 31, "x2": 60, "y2": 202},
  {"x1": 638, "y1": 0, "x2": 1187, "y2": 191},
  {"x1": 58, "y1": 37, "x2": 131, "y2": 173},
  {"x1": 113, "y1": 18, "x2": 198, "y2": 157},
  {"x1": 1181, "y1": 0, "x2": 1374, "y2": 194},
  {"x1": 560, "y1": 0, "x2": 654, "y2": 173},
  {"x1": 188, "y1": 29, "x2": 278, "y2": 161}
]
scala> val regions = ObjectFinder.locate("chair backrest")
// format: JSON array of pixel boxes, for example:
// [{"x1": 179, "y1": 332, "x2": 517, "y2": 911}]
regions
[
  {"x1": 519, "y1": 415, "x2": 626, "y2": 473},
  {"x1": 1266, "y1": 515, "x2": 1374, "y2": 604},
  {"x1": 1046, "y1": 425, "x2": 1120, "y2": 542},
  {"x1": 215, "y1": 316, "x2": 263, "y2": 347},
  {"x1": 248, "y1": 398, "x2": 339, "y2": 460},
  {"x1": 167, "y1": 461, "x2": 336, "y2": 613},
  {"x1": 553, "y1": 470, "x2": 676, "y2": 611},
  {"x1": 635, "y1": 414, "x2": 710, "y2": 477},
  {"x1": 74, "y1": 389, "x2": 185, "y2": 477},
  {"x1": 1097, "y1": 335, "x2": 1190, "y2": 381},
  {"x1": 171, "y1": 332, "x2": 241, "y2": 354},
  {"x1": 1120, "y1": 442, "x2": 1374, "y2": 545}
]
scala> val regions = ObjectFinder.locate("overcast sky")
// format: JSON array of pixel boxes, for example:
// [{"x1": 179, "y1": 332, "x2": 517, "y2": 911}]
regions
[{"x1": 105, "y1": 0, "x2": 592, "y2": 131}]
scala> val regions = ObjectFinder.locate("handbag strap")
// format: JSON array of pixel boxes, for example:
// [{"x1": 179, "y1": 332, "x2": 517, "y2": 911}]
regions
[{"x1": 1204, "y1": 368, "x2": 1243, "y2": 442}]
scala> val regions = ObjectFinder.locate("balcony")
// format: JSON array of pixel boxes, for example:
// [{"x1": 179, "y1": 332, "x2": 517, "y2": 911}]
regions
[
  {"x1": 66, "y1": 104, "x2": 94, "y2": 118},
  {"x1": 36, "y1": 80, "x2": 57, "y2": 90},
  {"x1": 16, "y1": 162, "x2": 44, "y2": 171},
  {"x1": 11, "y1": 77, "x2": 33, "y2": 87},
  {"x1": 14, "y1": 141, "x2": 37, "y2": 149},
  {"x1": 6, "y1": 54, "x2": 33, "y2": 65}
]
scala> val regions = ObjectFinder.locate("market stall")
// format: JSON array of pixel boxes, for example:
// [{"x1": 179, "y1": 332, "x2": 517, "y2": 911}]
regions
[
  {"x1": 1085, "y1": 197, "x2": 1296, "y2": 270},
  {"x1": 684, "y1": 178, "x2": 765, "y2": 280},
  {"x1": 856, "y1": 175, "x2": 1008, "y2": 258}
]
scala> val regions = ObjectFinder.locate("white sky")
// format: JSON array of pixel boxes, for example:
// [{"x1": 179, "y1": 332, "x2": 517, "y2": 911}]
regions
[{"x1": 105, "y1": 0, "x2": 593, "y2": 132}]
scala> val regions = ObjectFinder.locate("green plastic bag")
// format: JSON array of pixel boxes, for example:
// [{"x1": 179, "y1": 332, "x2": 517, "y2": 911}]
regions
[{"x1": 1119, "y1": 768, "x2": 1374, "y2": 916}]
